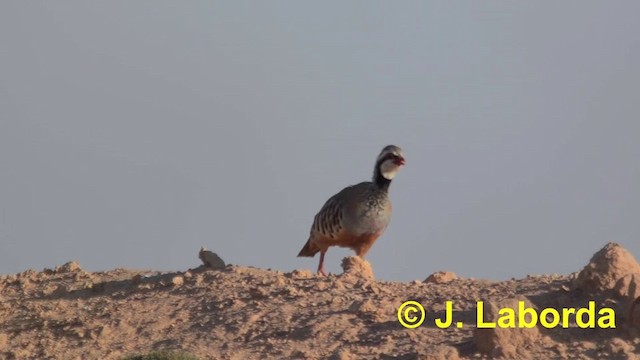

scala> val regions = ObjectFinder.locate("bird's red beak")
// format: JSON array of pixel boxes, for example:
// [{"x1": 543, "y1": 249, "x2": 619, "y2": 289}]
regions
[{"x1": 394, "y1": 157, "x2": 405, "y2": 166}]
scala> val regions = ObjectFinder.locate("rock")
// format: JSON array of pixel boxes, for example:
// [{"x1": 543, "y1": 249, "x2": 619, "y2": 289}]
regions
[
  {"x1": 55, "y1": 261, "x2": 82, "y2": 273},
  {"x1": 607, "y1": 338, "x2": 634, "y2": 354},
  {"x1": 576, "y1": 341, "x2": 597, "y2": 350},
  {"x1": 288, "y1": 269, "x2": 314, "y2": 279},
  {"x1": 131, "y1": 274, "x2": 143, "y2": 285},
  {"x1": 349, "y1": 299, "x2": 377, "y2": 315},
  {"x1": 18, "y1": 269, "x2": 36, "y2": 278},
  {"x1": 615, "y1": 274, "x2": 638, "y2": 298},
  {"x1": 315, "y1": 281, "x2": 328, "y2": 291},
  {"x1": 283, "y1": 286, "x2": 299, "y2": 297},
  {"x1": 552, "y1": 342, "x2": 568, "y2": 359},
  {"x1": 473, "y1": 296, "x2": 539, "y2": 357},
  {"x1": 630, "y1": 295, "x2": 640, "y2": 329},
  {"x1": 424, "y1": 271, "x2": 458, "y2": 284},
  {"x1": 51, "y1": 284, "x2": 69, "y2": 296},
  {"x1": 574, "y1": 243, "x2": 640, "y2": 295},
  {"x1": 250, "y1": 288, "x2": 269, "y2": 299},
  {"x1": 420, "y1": 345, "x2": 460, "y2": 360},
  {"x1": 340, "y1": 256, "x2": 374, "y2": 280},
  {"x1": 198, "y1": 247, "x2": 226, "y2": 269},
  {"x1": 0, "y1": 333, "x2": 8, "y2": 351},
  {"x1": 626, "y1": 275, "x2": 640, "y2": 322},
  {"x1": 329, "y1": 349, "x2": 354, "y2": 360},
  {"x1": 492, "y1": 344, "x2": 520, "y2": 359},
  {"x1": 621, "y1": 274, "x2": 640, "y2": 330},
  {"x1": 171, "y1": 276, "x2": 184, "y2": 286}
]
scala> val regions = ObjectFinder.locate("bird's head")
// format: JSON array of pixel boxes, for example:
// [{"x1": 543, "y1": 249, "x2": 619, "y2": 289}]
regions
[{"x1": 376, "y1": 145, "x2": 405, "y2": 180}]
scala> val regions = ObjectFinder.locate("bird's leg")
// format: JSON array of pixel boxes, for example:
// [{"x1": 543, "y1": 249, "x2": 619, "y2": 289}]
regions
[{"x1": 317, "y1": 250, "x2": 327, "y2": 276}]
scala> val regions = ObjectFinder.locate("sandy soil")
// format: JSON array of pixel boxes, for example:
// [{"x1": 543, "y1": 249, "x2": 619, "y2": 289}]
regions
[{"x1": 1, "y1": 243, "x2": 639, "y2": 360}]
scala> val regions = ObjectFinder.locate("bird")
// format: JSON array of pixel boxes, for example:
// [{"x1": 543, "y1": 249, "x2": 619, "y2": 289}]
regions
[{"x1": 297, "y1": 145, "x2": 405, "y2": 275}]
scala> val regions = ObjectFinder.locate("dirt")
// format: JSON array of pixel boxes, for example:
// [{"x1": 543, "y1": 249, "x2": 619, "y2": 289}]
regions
[{"x1": 1, "y1": 243, "x2": 639, "y2": 360}]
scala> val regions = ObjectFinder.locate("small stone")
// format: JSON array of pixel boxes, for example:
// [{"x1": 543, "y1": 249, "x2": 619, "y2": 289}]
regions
[
  {"x1": 82, "y1": 281, "x2": 93, "y2": 290},
  {"x1": 630, "y1": 296, "x2": 640, "y2": 329},
  {"x1": 553, "y1": 343, "x2": 568, "y2": 359},
  {"x1": 332, "y1": 281, "x2": 346, "y2": 291},
  {"x1": 19, "y1": 269, "x2": 37, "y2": 278},
  {"x1": 291, "y1": 350, "x2": 314, "y2": 359},
  {"x1": 368, "y1": 283, "x2": 380, "y2": 294},
  {"x1": 492, "y1": 344, "x2": 519, "y2": 359},
  {"x1": 194, "y1": 274, "x2": 204, "y2": 285},
  {"x1": 288, "y1": 269, "x2": 313, "y2": 279},
  {"x1": 424, "y1": 271, "x2": 458, "y2": 284},
  {"x1": 577, "y1": 341, "x2": 597, "y2": 350},
  {"x1": 131, "y1": 274, "x2": 143, "y2": 285},
  {"x1": 329, "y1": 349, "x2": 354, "y2": 360},
  {"x1": 52, "y1": 284, "x2": 68, "y2": 296},
  {"x1": 283, "y1": 286, "x2": 299, "y2": 296},
  {"x1": 250, "y1": 288, "x2": 269, "y2": 299},
  {"x1": 42, "y1": 283, "x2": 68, "y2": 297},
  {"x1": 0, "y1": 333, "x2": 8, "y2": 350},
  {"x1": 315, "y1": 282, "x2": 328, "y2": 291},
  {"x1": 171, "y1": 276, "x2": 184, "y2": 286},
  {"x1": 55, "y1": 261, "x2": 82, "y2": 273},
  {"x1": 607, "y1": 338, "x2": 634, "y2": 354},
  {"x1": 72, "y1": 328, "x2": 85, "y2": 339},
  {"x1": 420, "y1": 345, "x2": 460, "y2": 360},
  {"x1": 349, "y1": 299, "x2": 377, "y2": 314}
]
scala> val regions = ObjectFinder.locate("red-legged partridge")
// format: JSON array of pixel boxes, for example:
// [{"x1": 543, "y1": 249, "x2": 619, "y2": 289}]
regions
[{"x1": 298, "y1": 145, "x2": 405, "y2": 275}]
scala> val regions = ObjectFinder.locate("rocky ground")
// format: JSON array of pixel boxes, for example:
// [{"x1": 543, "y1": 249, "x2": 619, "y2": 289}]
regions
[{"x1": 1, "y1": 243, "x2": 639, "y2": 360}]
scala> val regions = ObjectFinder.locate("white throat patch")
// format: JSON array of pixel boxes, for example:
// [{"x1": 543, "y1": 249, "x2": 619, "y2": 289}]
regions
[{"x1": 380, "y1": 159, "x2": 401, "y2": 180}]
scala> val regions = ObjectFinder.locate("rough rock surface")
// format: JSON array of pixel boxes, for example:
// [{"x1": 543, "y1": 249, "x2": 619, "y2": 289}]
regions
[
  {"x1": 630, "y1": 275, "x2": 640, "y2": 329},
  {"x1": 340, "y1": 256, "x2": 374, "y2": 280},
  {"x1": 574, "y1": 242, "x2": 640, "y2": 297},
  {"x1": 1, "y1": 244, "x2": 640, "y2": 359},
  {"x1": 473, "y1": 296, "x2": 540, "y2": 358},
  {"x1": 55, "y1": 261, "x2": 82, "y2": 274}
]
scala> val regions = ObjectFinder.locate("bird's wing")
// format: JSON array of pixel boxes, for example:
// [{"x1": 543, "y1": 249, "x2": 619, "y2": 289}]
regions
[{"x1": 310, "y1": 186, "x2": 353, "y2": 241}]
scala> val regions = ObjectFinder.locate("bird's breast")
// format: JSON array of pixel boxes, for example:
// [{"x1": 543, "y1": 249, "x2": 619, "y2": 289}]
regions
[{"x1": 344, "y1": 193, "x2": 392, "y2": 235}]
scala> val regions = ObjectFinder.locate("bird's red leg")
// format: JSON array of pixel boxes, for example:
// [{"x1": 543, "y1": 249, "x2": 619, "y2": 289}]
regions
[{"x1": 317, "y1": 250, "x2": 327, "y2": 276}]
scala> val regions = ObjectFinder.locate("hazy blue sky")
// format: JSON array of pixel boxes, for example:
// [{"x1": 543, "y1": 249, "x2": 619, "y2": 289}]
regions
[{"x1": 2, "y1": 2, "x2": 639, "y2": 281}]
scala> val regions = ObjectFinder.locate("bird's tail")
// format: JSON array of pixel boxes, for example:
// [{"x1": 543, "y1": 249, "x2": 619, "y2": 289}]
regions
[{"x1": 297, "y1": 238, "x2": 320, "y2": 257}]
